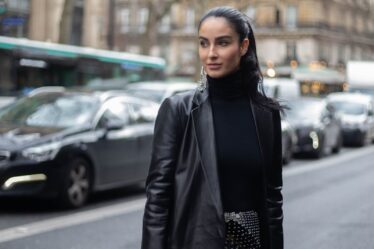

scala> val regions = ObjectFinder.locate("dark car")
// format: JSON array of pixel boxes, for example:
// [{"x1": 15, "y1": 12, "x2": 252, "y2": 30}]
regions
[
  {"x1": 0, "y1": 89, "x2": 158, "y2": 208},
  {"x1": 285, "y1": 98, "x2": 342, "y2": 158}
]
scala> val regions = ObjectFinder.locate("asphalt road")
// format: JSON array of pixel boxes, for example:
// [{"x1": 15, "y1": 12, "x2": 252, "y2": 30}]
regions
[{"x1": 1, "y1": 146, "x2": 373, "y2": 249}]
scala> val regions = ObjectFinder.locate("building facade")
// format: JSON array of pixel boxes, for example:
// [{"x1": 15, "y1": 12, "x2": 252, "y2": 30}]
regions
[
  {"x1": 110, "y1": 0, "x2": 374, "y2": 76},
  {"x1": 28, "y1": 0, "x2": 109, "y2": 48},
  {"x1": 3, "y1": 0, "x2": 374, "y2": 77},
  {"x1": 251, "y1": 0, "x2": 374, "y2": 68}
]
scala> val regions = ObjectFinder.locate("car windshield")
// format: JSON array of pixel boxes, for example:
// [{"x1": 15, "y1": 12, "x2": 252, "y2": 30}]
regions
[
  {"x1": 286, "y1": 100, "x2": 323, "y2": 120},
  {"x1": 126, "y1": 88, "x2": 166, "y2": 103},
  {"x1": 0, "y1": 93, "x2": 100, "y2": 128},
  {"x1": 329, "y1": 101, "x2": 366, "y2": 115}
]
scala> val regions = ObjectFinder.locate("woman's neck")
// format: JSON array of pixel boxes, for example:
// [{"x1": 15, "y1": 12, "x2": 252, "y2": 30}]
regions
[{"x1": 208, "y1": 69, "x2": 245, "y2": 99}]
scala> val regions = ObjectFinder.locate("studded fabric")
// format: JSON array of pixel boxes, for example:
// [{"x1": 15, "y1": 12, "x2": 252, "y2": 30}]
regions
[{"x1": 224, "y1": 210, "x2": 261, "y2": 249}]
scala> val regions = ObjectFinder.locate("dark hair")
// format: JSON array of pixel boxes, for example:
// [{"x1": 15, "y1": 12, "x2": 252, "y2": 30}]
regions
[{"x1": 198, "y1": 6, "x2": 282, "y2": 111}]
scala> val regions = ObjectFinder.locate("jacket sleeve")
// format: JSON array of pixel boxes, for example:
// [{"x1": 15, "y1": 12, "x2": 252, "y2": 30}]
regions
[
  {"x1": 141, "y1": 97, "x2": 181, "y2": 249},
  {"x1": 267, "y1": 110, "x2": 284, "y2": 249}
]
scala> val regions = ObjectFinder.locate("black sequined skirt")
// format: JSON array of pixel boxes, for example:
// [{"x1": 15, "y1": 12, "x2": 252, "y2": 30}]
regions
[{"x1": 224, "y1": 210, "x2": 261, "y2": 249}]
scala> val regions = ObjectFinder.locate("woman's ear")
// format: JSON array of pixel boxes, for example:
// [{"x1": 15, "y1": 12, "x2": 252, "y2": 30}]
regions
[{"x1": 240, "y1": 38, "x2": 250, "y2": 56}]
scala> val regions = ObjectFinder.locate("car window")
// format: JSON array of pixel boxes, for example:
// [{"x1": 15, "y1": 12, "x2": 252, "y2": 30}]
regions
[
  {"x1": 286, "y1": 100, "x2": 322, "y2": 121},
  {"x1": 0, "y1": 94, "x2": 99, "y2": 128},
  {"x1": 97, "y1": 101, "x2": 130, "y2": 129},
  {"x1": 329, "y1": 101, "x2": 366, "y2": 115}
]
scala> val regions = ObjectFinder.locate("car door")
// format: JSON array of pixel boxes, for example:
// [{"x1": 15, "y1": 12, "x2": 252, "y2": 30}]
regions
[
  {"x1": 93, "y1": 99, "x2": 138, "y2": 186},
  {"x1": 126, "y1": 100, "x2": 155, "y2": 180}
]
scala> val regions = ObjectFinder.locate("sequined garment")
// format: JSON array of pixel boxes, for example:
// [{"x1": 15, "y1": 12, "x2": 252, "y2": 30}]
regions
[{"x1": 224, "y1": 210, "x2": 261, "y2": 249}]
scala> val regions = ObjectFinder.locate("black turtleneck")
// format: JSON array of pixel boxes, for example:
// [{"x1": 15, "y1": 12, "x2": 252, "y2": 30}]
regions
[{"x1": 208, "y1": 70, "x2": 262, "y2": 212}]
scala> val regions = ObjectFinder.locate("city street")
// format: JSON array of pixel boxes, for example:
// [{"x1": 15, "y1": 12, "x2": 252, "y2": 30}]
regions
[{"x1": 0, "y1": 146, "x2": 374, "y2": 249}]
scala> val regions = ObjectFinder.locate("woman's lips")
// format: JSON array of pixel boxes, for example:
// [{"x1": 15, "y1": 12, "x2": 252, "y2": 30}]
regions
[{"x1": 207, "y1": 64, "x2": 222, "y2": 70}]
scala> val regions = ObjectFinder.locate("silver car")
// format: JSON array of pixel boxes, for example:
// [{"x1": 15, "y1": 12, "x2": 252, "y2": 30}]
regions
[{"x1": 327, "y1": 92, "x2": 374, "y2": 146}]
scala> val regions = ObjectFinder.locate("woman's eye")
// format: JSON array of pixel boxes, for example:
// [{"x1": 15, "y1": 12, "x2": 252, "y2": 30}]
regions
[
  {"x1": 199, "y1": 41, "x2": 208, "y2": 47},
  {"x1": 219, "y1": 41, "x2": 229, "y2": 46}
]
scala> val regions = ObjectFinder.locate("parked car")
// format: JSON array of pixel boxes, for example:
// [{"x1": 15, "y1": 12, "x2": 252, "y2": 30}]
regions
[
  {"x1": 326, "y1": 92, "x2": 374, "y2": 146},
  {"x1": 285, "y1": 98, "x2": 342, "y2": 158},
  {"x1": 281, "y1": 118, "x2": 297, "y2": 165},
  {"x1": 0, "y1": 89, "x2": 158, "y2": 208},
  {"x1": 125, "y1": 81, "x2": 197, "y2": 103}
]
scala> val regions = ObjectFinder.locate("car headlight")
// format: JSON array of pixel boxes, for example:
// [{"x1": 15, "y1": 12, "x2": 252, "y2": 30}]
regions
[{"x1": 22, "y1": 141, "x2": 61, "y2": 162}]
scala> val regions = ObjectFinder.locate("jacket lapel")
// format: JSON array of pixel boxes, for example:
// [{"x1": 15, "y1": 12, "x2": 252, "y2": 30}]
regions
[{"x1": 191, "y1": 89, "x2": 224, "y2": 216}]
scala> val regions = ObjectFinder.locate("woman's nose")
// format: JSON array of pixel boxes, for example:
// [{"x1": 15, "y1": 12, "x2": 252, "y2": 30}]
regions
[{"x1": 208, "y1": 45, "x2": 218, "y2": 58}]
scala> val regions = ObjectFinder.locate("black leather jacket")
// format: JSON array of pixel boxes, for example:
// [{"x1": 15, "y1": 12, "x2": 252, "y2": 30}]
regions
[{"x1": 142, "y1": 88, "x2": 283, "y2": 249}]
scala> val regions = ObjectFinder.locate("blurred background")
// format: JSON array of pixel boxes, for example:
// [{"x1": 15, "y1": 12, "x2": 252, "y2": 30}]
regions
[
  {"x1": 0, "y1": 1, "x2": 374, "y2": 249},
  {"x1": 0, "y1": 0, "x2": 373, "y2": 95}
]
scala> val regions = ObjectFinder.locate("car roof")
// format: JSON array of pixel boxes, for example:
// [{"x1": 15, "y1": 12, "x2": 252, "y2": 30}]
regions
[{"x1": 327, "y1": 92, "x2": 373, "y2": 104}]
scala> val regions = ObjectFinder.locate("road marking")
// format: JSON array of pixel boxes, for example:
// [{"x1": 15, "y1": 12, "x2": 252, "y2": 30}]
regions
[
  {"x1": 283, "y1": 146, "x2": 374, "y2": 177},
  {"x1": 0, "y1": 198, "x2": 146, "y2": 243},
  {"x1": 1, "y1": 146, "x2": 373, "y2": 243}
]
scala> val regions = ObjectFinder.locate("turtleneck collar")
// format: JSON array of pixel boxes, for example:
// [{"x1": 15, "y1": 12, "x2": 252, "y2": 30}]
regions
[{"x1": 208, "y1": 69, "x2": 245, "y2": 99}]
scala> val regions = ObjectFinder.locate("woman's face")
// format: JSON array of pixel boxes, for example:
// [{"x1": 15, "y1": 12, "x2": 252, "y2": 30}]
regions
[{"x1": 198, "y1": 17, "x2": 249, "y2": 79}]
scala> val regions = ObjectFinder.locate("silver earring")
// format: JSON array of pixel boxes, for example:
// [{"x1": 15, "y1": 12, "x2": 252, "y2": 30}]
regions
[{"x1": 198, "y1": 66, "x2": 207, "y2": 92}]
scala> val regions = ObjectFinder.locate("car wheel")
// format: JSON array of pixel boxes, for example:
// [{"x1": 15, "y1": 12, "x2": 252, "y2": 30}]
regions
[
  {"x1": 332, "y1": 133, "x2": 342, "y2": 154},
  {"x1": 58, "y1": 157, "x2": 92, "y2": 208}
]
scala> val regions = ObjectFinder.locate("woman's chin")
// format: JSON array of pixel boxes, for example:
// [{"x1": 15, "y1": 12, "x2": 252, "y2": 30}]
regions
[{"x1": 207, "y1": 71, "x2": 228, "y2": 79}]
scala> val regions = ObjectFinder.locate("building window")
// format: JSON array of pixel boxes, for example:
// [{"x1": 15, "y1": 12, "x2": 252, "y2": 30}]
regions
[
  {"x1": 70, "y1": 2, "x2": 83, "y2": 45},
  {"x1": 185, "y1": 8, "x2": 195, "y2": 32},
  {"x1": 7, "y1": 0, "x2": 29, "y2": 13},
  {"x1": 138, "y1": 8, "x2": 149, "y2": 33},
  {"x1": 119, "y1": 9, "x2": 130, "y2": 33},
  {"x1": 286, "y1": 5, "x2": 297, "y2": 29},
  {"x1": 159, "y1": 15, "x2": 171, "y2": 33},
  {"x1": 286, "y1": 41, "x2": 297, "y2": 62}
]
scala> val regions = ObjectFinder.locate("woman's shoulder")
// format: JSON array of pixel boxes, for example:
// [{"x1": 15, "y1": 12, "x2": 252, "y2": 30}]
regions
[{"x1": 162, "y1": 89, "x2": 197, "y2": 111}]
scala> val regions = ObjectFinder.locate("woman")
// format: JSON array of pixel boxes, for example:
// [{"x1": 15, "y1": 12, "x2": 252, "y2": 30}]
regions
[{"x1": 142, "y1": 6, "x2": 283, "y2": 249}]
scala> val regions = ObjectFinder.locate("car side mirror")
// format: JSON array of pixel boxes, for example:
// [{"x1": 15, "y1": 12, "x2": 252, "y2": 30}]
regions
[{"x1": 368, "y1": 110, "x2": 374, "y2": 116}]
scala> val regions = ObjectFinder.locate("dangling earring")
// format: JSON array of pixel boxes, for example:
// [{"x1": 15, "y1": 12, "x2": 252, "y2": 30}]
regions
[{"x1": 198, "y1": 66, "x2": 207, "y2": 92}]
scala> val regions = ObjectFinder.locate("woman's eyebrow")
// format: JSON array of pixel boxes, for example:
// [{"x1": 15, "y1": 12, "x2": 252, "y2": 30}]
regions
[
  {"x1": 216, "y1": 36, "x2": 232, "y2": 40},
  {"x1": 198, "y1": 35, "x2": 233, "y2": 40}
]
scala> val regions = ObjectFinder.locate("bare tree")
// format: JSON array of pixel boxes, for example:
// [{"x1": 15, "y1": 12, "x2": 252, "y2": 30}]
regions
[{"x1": 141, "y1": 0, "x2": 182, "y2": 55}]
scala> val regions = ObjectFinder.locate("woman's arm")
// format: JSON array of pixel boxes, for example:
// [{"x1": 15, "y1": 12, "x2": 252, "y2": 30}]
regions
[
  {"x1": 267, "y1": 110, "x2": 284, "y2": 249},
  {"x1": 141, "y1": 97, "x2": 182, "y2": 249}
]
